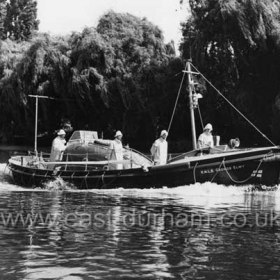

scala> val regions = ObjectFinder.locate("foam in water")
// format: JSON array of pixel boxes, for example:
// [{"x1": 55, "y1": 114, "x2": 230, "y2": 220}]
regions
[
  {"x1": 42, "y1": 176, "x2": 76, "y2": 192},
  {"x1": 0, "y1": 163, "x2": 26, "y2": 191},
  {"x1": 1, "y1": 162, "x2": 280, "y2": 209},
  {"x1": 0, "y1": 163, "x2": 76, "y2": 192}
]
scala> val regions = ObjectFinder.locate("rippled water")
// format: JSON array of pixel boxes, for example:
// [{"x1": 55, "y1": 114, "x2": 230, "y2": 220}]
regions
[{"x1": 1, "y1": 160, "x2": 280, "y2": 279}]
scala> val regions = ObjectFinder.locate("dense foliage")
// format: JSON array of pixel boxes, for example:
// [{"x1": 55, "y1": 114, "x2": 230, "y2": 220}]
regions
[
  {"x1": 180, "y1": 0, "x2": 280, "y2": 145},
  {"x1": 0, "y1": 11, "x2": 185, "y2": 150},
  {"x1": 0, "y1": 0, "x2": 38, "y2": 40},
  {"x1": 0, "y1": 0, "x2": 6, "y2": 37},
  {"x1": 4, "y1": 1, "x2": 280, "y2": 151}
]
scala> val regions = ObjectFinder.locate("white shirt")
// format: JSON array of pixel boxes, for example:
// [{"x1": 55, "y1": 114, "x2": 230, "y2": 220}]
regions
[
  {"x1": 198, "y1": 132, "x2": 213, "y2": 149},
  {"x1": 49, "y1": 136, "x2": 67, "y2": 162},
  {"x1": 150, "y1": 138, "x2": 168, "y2": 165},
  {"x1": 110, "y1": 139, "x2": 123, "y2": 169}
]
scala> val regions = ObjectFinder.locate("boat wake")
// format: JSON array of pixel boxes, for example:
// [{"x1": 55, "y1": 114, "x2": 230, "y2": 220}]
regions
[
  {"x1": 0, "y1": 163, "x2": 76, "y2": 192},
  {"x1": 0, "y1": 163, "x2": 27, "y2": 191},
  {"x1": 1, "y1": 162, "x2": 280, "y2": 207},
  {"x1": 87, "y1": 182, "x2": 279, "y2": 197},
  {"x1": 42, "y1": 177, "x2": 76, "y2": 191}
]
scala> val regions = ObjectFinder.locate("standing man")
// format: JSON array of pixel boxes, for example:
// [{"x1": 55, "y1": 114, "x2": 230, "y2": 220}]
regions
[
  {"x1": 110, "y1": 130, "x2": 124, "y2": 170},
  {"x1": 197, "y1": 123, "x2": 214, "y2": 149},
  {"x1": 48, "y1": 129, "x2": 67, "y2": 169},
  {"x1": 150, "y1": 130, "x2": 168, "y2": 165}
]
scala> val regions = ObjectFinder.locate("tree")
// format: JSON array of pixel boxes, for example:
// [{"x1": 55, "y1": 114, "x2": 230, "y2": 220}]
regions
[
  {"x1": 0, "y1": 0, "x2": 6, "y2": 39},
  {"x1": 0, "y1": 34, "x2": 71, "y2": 142},
  {"x1": 0, "y1": 11, "x2": 182, "y2": 150},
  {"x1": 5, "y1": 0, "x2": 39, "y2": 40},
  {"x1": 180, "y1": 0, "x2": 280, "y2": 145},
  {"x1": 0, "y1": 39, "x2": 31, "y2": 142},
  {"x1": 95, "y1": 11, "x2": 177, "y2": 146},
  {"x1": 66, "y1": 11, "x2": 178, "y2": 148}
]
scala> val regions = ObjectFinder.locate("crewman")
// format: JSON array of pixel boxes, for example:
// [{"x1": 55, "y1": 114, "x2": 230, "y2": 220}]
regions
[
  {"x1": 197, "y1": 123, "x2": 214, "y2": 149},
  {"x1": 110, "y1": 130, "x2": 124, "y2": 170},
  {"x1": 150, "y1": 130, "x2": 168, "y2": 165},
  {"x1": 48, "y1": 129, "x2": 67, "y2": 169}
]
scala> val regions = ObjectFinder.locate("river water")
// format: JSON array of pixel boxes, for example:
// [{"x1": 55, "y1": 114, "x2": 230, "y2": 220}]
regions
[{"x1": 1, "y1": 153, "x2": 280, "y2": 279}]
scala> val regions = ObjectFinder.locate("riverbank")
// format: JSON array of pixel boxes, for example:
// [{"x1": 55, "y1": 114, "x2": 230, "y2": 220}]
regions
[
  {"x1": 0, "y1": 145, "x2": 33, "y2": 151},
  {"x1": 0, "y1": 145, "x2": 50, "y2": 163}
]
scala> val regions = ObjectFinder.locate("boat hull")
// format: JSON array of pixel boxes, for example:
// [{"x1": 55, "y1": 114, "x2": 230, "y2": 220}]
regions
[{"x1": 8, "y1": 147, "x2": 280, "y2": 189}]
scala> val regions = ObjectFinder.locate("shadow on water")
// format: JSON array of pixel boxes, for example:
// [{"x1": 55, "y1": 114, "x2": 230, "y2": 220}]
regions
[
  {"x1": 0, "y1": 183, "x2": 280, "y2": 279},
  {"x1": 1, "y1": 156, "x2": 280, "y2": 278}
]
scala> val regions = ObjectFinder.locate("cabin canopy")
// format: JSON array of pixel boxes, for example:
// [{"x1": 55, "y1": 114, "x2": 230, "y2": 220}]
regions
[{"x1": 68, "y1": 130, "x2": 98, "y2": 144}]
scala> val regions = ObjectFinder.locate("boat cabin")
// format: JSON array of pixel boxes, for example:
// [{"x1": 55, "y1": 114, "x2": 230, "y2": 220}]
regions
[{"x1": 68, "y1": 130, "x2": 99, "y2": 144}]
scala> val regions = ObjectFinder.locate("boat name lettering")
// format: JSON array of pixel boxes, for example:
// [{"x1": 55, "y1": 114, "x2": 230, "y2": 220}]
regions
[{"x1": 200, "y1": 165, "x2": 245, "y2": 174}]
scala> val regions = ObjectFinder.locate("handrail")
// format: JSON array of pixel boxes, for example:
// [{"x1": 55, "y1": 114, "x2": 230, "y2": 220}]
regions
[
  {"x1": 123, "y1": 147, "x2": 153, "y2": 163},
  {"x1": 9, "y1": 157, "x2": 132, "y2": 166},
  {"x1": 11, "y1": 150, "x2": 184, "y2": 162}
]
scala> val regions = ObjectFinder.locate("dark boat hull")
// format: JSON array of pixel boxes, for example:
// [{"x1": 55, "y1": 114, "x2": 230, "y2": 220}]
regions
[{"x1": 8, "y1": 147, "x2": 280, "y2": 189}]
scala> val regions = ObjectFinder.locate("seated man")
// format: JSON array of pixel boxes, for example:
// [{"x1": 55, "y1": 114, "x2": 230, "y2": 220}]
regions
[{"x1": 197, "y1": 123, "x2": 214, "y2": 149}]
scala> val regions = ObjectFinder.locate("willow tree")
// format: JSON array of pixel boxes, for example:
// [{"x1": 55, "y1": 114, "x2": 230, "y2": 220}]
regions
[
  {"x1": 0, "y1": 34, "x2": 72, "y2": 142},
  {"x1": 67, "y1": 27, "x2": 110, "y2": 132},
  {"x1": 0, "y1": 39, "x2": 31, "y2": 142},
  {"x1": 0, "y1": 11, "x2": 181, "y2": 148},
  {"x1": 96, "y1": 11, "x2": 177, "y2": 146},
  {"x1": 0, "y1": 0, "x2": 6, "y2": 38},
  {"x1": 4, "y1": 0, "x2": 39, "y2": 40},
  {"x1": 68, "y1": 11, "x2": 178, "y2": 148},
  {"x1": 180, "y1": 0, "x2": 280, "y2": 145}
]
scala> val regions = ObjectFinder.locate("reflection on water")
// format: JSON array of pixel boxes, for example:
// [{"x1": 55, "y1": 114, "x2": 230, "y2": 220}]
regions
[{"x1": 0, "y1": 163, "x2": 280, "y2": 279}]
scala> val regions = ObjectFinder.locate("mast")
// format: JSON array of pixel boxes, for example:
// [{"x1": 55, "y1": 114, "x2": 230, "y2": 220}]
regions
[
  {"x1": 34, "y1": 95, "x2": 38, "y2": 155},
  {"x1": 29, "y1": 95, "x2": 55, "y2": 156},
  {"x1": 186, "y1": 60, "x2": 197, "y2": 150}
]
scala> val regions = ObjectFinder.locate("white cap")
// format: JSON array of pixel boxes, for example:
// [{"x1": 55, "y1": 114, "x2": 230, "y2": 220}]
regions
[
  {"x1": 204, "y1": 123, "x2": 213, "y2": 131},
  {"x1": 57, "y1": 129, "x2": 66, "y2": 136},
  {"x1": 160, "y1": 130, "x2": 168, "y2": 137},
  {"x1": 115, "y1": 130, "x2": 123, "y2": 137}
]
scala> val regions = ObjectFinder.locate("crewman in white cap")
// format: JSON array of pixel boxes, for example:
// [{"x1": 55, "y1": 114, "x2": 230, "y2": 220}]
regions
[
  {"x1": 197, "y1": 123, "x2": 214, "y2": 149},
  {"x1": 110, "y1": 130, "x2": 124, "y2": 169},
  {"x1": 48, "y1": 129, "x2": 67, "y2": 169},
  {"x1": 150, "y1": 130, "x2": 168, "y2": 165}
]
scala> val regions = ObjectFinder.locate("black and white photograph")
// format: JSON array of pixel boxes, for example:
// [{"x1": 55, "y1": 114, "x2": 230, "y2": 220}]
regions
[{"x1": 1, "y1": 0, "x2": 280, "y2": 279}]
